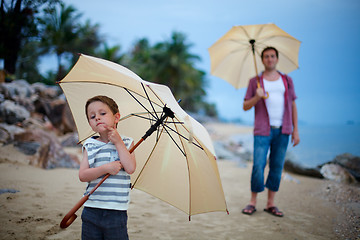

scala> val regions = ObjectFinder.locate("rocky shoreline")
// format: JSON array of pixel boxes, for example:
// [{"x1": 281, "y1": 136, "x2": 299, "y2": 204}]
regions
[{"x1": 1, "y1": 79, "x2": 359, "y2": 185}]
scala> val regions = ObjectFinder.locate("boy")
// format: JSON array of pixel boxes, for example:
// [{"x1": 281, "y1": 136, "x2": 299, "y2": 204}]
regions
[{"x1": 79, "y1": 95, "x2": 136, "y2": 239}]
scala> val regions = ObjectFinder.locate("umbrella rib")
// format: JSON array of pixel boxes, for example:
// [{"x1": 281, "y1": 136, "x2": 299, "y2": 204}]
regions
[
  {"x1": 161, "y1": 119, "x2": 187, "y2": 157},
  {"x1": 163, "y1": 124, "x2": 204, "y2": 150},
  {"x1": 141, "y1": 83, "x2": 160, "y2": 120},
  {"x1": 145, "y1": 85, "x2": 167, "y2": 108},
  {"x1": 128, "y1": 113, "x2": 158, "y2": 122},
  {"x1": 239, "y1": 25, "x2": 251, "y2": 40},
  {"x1": 131, "y1": 129, "x2": 164, "y2": 189},
  {"x1": 170, "y1": 118, "x2": 192, "y2": 217},
  {"x1": 124, "y1": 88, "x2": 159, "y2": 120}
]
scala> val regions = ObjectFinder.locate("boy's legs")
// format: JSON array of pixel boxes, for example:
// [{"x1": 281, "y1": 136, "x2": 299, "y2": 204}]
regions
[
  {"x1": 81, "y1": 207, "x2": 104, "y2": 240},
  {"x1": 103, "y1": 210, "x2": 128, "y2": 240},
  {"x1": 81, "y1": 207, "x2": 129, "y2": 240}
]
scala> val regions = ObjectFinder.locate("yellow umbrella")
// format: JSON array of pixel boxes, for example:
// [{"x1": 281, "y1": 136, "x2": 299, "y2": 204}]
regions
[
  {"x1": 208, "y1": 23, "x2": 301, "y2": 92},
  {"x1": 59, "y1": 54, "x2": 228, "y2": 228}
]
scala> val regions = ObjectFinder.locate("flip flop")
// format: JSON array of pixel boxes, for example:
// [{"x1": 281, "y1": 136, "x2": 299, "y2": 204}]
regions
[
  {"x1": 242, "y1": 205, "x2": 256, "y2": 215},
  {"x1": 264, "y1": 206, "x2": 284, "y2": 217}
]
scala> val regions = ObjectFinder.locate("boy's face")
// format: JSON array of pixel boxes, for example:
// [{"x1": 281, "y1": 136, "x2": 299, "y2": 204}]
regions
[
  {"x1": 261, "y1": 49, "x2": 278, "y2": 71},
  {"x1": 87, "y1": 101, "x2": 120, "y2": 133}
]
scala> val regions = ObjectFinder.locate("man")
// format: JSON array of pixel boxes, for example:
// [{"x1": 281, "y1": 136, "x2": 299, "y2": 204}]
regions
[{"x1": 242, "y1": 46, "x2": 300, "y2": 217}]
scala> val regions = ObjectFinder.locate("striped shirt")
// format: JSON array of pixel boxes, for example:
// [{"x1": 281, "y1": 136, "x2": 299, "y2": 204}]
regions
[{"x1": 82, "y1": 136, "x2": 133, "y2": 210}]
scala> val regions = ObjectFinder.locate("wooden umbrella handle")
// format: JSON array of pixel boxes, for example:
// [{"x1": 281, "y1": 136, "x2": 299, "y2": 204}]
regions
[
  {"x1": 256, "y1": 80, "x2": 269, "y2": 99},
  {"x1": 60, "y1": 195, "x2": 89, "y2": 228},
  {"x1": 60, "y1": 173, "x2": 111, "y2": 229}
]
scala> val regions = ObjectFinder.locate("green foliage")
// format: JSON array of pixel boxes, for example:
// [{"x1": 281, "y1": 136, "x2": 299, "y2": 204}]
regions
[
  {"x1": 3, "y1": 1, "x2": 218, "y2": 116},
  {"x1": 127, "y1": 32, "x2": 217, "y2": 116},
  {"x1": 0, "y1": 0, "x2": 59, "y2": 74},
  {"x1": 95, "y1": 43, "x2": 125, "y2": 64},
  {"x1": 15, "y1": 40, "x2": 44, "y2": 83}
]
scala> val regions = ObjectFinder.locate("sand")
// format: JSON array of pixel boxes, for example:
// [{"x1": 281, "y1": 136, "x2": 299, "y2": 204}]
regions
[{"x1": 0, "y1": 122, "x2": 357, "y2": 240}]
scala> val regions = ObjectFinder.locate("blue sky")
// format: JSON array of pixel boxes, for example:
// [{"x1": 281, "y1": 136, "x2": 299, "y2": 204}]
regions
[{"x1": 59, "y1": 0, "x2": 360, "y2": 126}]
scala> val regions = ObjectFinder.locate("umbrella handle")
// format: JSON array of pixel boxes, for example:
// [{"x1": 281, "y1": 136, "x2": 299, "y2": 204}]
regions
[
  {"x1": 256, "y1": 80, "x2": 269, "y2": 99},
  {"x1": 60, "y1": 195, "x2": 89, "y2": 228}
]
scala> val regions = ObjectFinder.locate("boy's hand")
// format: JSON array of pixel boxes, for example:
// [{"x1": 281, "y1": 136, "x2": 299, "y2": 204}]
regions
[
  {"x1": 105, "y1": 125, "x2": 122, "y2": 144},
  {"x1": 105, "y1": 161, "x2": 122, "y2": 175}
]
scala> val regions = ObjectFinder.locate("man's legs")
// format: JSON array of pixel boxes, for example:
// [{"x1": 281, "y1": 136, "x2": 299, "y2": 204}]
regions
[
  {"x1": 243, "y1": 135, "x2": 270, "y2": 214},
  {"x1": 267, "y1": 189, "x2": 276, "y2": 209},
  {"x1": 264, "y1": 129, "x2": 289, "y2": 216}
]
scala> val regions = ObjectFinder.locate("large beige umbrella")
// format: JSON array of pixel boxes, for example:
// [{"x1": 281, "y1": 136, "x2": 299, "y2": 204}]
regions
[
  {"x1": 208, "y1": 23, "x2": 301, "y2": 90},
  {"x1": 59, "y1": 54, "x2": 228, "y2": 228}
]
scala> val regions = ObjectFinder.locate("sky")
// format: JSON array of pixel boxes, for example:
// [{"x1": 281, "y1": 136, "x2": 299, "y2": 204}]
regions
[{"x1": 57, "y1": 0, "x2": 360, "y2": 126}]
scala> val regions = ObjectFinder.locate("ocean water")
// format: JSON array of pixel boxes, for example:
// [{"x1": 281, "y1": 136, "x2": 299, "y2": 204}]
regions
[
  {"x1": 231, "y1": 124, "x2": 360, "y2": 168},
  {"x1": 288, "y1": 124, "x2": 360, "y2": 168}
]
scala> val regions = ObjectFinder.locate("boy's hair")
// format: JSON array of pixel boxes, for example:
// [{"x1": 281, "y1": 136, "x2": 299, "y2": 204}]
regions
[
  {"x1": 85, "y1": 95, "x2": 119, "y2": 119},
  {"x1": 261, "y1": 46, "x2": 279, "y2": 59}
]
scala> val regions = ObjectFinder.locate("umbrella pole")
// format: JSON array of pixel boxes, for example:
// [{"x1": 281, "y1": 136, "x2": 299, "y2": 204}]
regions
[
  {"x1": 60, "y1": 106, "x2": 175, "y2": 229},
  {"x1": 250, "y1": 39, "x2": 269, "y2": 99}
]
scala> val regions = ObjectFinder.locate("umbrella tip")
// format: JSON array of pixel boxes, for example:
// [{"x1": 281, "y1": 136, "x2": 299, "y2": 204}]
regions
[{"x1": 249, "y1": 39, "x2": 255, "y2": 44}]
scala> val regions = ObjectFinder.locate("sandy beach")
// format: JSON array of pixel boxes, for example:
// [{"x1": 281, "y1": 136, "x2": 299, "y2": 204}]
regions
[{"x1": 0, "y1": 122, "x2": 358, "y2": 240}]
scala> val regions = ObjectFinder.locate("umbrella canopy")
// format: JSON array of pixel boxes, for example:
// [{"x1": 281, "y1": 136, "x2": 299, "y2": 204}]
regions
[
  {"x1": 208, "y1": 23, "x2": 301, "y2": 89},
  {"x1": 59, "y1": 54, "x2": 228, "y2": 221}
]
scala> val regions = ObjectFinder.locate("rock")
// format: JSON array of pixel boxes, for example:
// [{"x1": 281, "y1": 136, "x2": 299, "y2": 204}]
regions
[
  {"x1": 14, "y1": 141, "x2": 41, "y2": 155},
  {"x1": 332, "y1": 153, "x2": 360, "y2": 181},
  {"x1": 60, "y1": 132, "x2": 80, "y2": 147},
  {"x1": 60, "y1": 102, "x2": 76, "y2": 133},
  {"x1": 13, "y1": 128, "x2": 80, "y2": 169},
  {"x1": 34, "y1": 98, "x2": 76, "y2": 134},
  {"x1": 320, "y1": 163, "x2": 356, "y2": 184},
  {"x1": 282, "y1": 173, "x2": 300, "y2": 184},
  {"x1": 32, "y1": 82, "x2": 61, "y2": 99},
  {"x1": 0, "y1": 189, "x2": 19, "y2": 194},
  {"x1": 0, "y1": 100, "x2": 30, "y2": 124},
  {"x1": 0, "y1": 79, "x2": 34, "y2": 99},
  {"x1": 0, "y1": 123, "x2": 26, "y2": 144},
  {"x1": 214, "y1": 141, "x2": 236, "y2": 160},
  {"x1": 284, "y1": 160, "x2": 323, "y2": 179},
  {"x1": 0, "y1": 127, "x2": 10, "y2": 144}
]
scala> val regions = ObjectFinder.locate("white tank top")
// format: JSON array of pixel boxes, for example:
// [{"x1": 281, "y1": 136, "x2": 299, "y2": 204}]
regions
[{"x1": 263, "y1": 77, "x2": 285, "y2": 127}]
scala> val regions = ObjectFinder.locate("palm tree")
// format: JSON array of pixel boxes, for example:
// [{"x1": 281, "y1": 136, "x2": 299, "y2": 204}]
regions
[
  {"x1": 0, "y1": 0, "x2": 57, "y2": 75},
  {"x1": 152, "y1": 32, "x2": 207, "y2": 112},
  {"x1": 128, "y1": 38, "x2": 153, "y2": 80},
  {"x1": 96, "y1": 43, "x2": 124, "y2": 64},
  {"x1": 39, "y1": 2, "x2": 82, "y2": 81},
  {"x1": 128, "y1": 32, "x2": 216, "y2": 116}
]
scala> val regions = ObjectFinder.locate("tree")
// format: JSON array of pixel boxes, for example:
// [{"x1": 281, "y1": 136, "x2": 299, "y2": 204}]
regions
[
  {"x1": 39, "y1": 2, "x2": 82, "y2": 81},
  {"x1": 39, "y1": 3, "x2": 103, "y2": 82},
  {"x1": 95, "y1": 43, "x2": 124, "y2": 64},
  {"x1": 0, "y1": 0, "x2": 57, "y2": 74},
  {"x1": 128, "y1": 32, "x2": 216, "y2": 115},
  {"x1": 15, "y1": 40, "x2": 44, "y2": 82}
]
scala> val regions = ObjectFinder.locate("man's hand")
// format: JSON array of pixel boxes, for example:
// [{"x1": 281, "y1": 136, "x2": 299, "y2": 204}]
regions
[
  {"x1": 256, "y1": 87, "x2": 265, "y2": 98},
  {"x1": 291, "y1": 130, "x2": 300, "y2": 147}
]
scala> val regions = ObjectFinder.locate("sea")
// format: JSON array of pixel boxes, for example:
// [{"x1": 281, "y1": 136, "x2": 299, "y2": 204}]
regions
[{"x1": 231, "y1": 124, "x2": 360, "y2": 168}]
